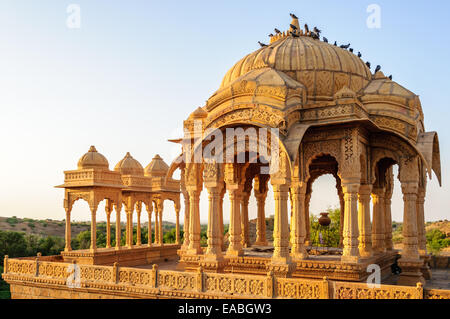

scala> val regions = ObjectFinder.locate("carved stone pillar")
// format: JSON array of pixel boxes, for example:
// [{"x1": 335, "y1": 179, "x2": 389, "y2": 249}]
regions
[
  {"x1": 226, "y1": 187, "x2": 244, "y2": 257},
  {"x1": 384, "y1": 168, "x2": 394, "y2": 251},
  {"x1": 398, "y1": 181, "x2": 425, "y2": 286},
  {"x1": 105, "y1": 201, "x2": 112, "y2": 249},
  {"x1": 182, "y1": 193, "x2": 190, "y2": 249},
  {"x1": 157, "y1": 199, "x2": 164, "y2": 246},
  {"x1": 416, "y1": 189, "x2": 427, "y2": 255},
  {"x1": 372, "y1": 187, "x2": 386, "y2": 254},
  {"x1": 254, "y1": 174, "x2": 268, "y2": 246},
  {"x1": 114, "y1": 203, "x2": 122, "y2": 250},
  {"x1": 254, "y1": 192, "x2": 268, "y2": 246},
  {"x1": 175, "y1": 204, "x2": 181, "y2": 245},
  {"x1": 154, "y1": 203, "x2": 159, "y2": 244},
  {"x1": 384, "y1": 197, "x2": 394, "y2": 251},
  {"x1": 219, "y1": 187, "x2": 225, "y2": 250},
  {"x1": 240, "y1": 192, "x2": 250, "y2": 248},
  {"x1": 341, "y1": 181, "x2": 360, "y2": 263},
  {"x1": 90, "y1": 205, "x2": 97, "y2": 252},
  {"x1": 271, "y1": 184, "x2": 291, "y2": 262},
  {"x1": 136, "y1": 202, "x2": 142, "y2": 246},
  {"x1": 339, "y1": 195, "x2": 345, "y2": 249},
  {"x1": 64, "y1": 207, "x2": 72, "y2": 252},
  {"x1": 205, "y1": 185, "x2": 224, "y2": 261},
  {"x1": 146, "y1": 202, "x2": 152, "y2": 247},
  {"x1": 358, "y1": 185, "x2": 372, "y2": 257},
  {"x1": 304, "y1": 193, "x2": 311, "y2": 247},
  {"x1": 188, "y1": 189, "x2": 202, "y2": 254},
  {"x1": 336, "y1": 179, "x2": 345, "y2": 249},
  {"x1": 125, "y1": 208, "x2": 133, "y2": 248},
  {"x1": 290, "y1": 181, "x2": 308, "y2": 260},
  {"x1": 417, "y1": 188, "x2": 431, "y2": 280}
]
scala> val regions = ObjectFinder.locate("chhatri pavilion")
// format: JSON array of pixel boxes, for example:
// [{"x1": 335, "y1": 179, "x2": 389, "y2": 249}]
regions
[{"x1": 2, "y1": 15, "x2": 444, "y2": 299}]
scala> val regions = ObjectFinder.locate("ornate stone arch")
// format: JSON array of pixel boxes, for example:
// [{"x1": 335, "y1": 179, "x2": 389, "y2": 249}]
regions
[{"x1": 302, "y1": 140, "x2": 342, "y2": 183}]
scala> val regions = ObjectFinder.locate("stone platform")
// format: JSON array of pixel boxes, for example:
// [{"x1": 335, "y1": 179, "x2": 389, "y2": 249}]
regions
[
  {"x1": 61, "y1": 244, "x2": 181, "y2": 267},
  {"x1": 177, "y1": 246, "x2": 399, "y2": 282}
]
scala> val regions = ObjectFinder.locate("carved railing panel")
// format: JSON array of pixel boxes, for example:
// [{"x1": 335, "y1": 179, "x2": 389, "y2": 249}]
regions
[
  {"x1": 79, "y1": 265, "x2": 114, "y2": 283},
  {"x1": 204, "y1": 273, "x2": 266, "y2": 298},
  {"x1": 333, "y1": 282, "x2": 420, "y2": 299},
  {"x1": 118, "y1": 267, "x2": 153, "y2": 287},
  {"x1": 158, "y1": 270, "x2": 196, "y2": 291},
  {"x1": 38, "y1": 261, "x2": 70, "y2": 279},
  {"x1": 7, "y1": 259, "x2": 36, "y2": 276},
  {"x1": 276, "y1": 277, "x2": 325, "y2": 299},
  {"x1": 424, "y1": 288, "x2": 450, "y2": 299}
]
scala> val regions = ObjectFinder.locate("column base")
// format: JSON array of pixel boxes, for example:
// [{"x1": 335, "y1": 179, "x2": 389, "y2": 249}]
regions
[
  {"x1": 420, "y1": 255, "x2": 432, "y2": 280},
  {"x1": 267, "y1": 261, "x2": 295, "y2": 278},
  {"x1": 397, "y1": 259, "x2": 426, "y2": 286},
  {"x1": 291, "y1": 246, "x2": 308, "y2": 260},
  {"x1": 226, "y1": 248, "x2": 244, "y2": 257},
  {"x1": 200, "y1": 257, "x2": 226, "y2": 273},
  {"x1": 341, "y1": 255, "x2": 360, "y2": 264},
  {"x1": 291, "y1": 252, "x2": 308, "y2": 261},
  {"x1": 254, "y1": 241, "x2": 269, "y2": 246},
  {"x1": 115, "y1": 246, "x2": 121, "y2": 251},
  {"x1": 358, "y1": 247, "x2": 373, "y2": 258},
  {"x1": 187, "y1": 247, "x2": 203, "y2": 255}
]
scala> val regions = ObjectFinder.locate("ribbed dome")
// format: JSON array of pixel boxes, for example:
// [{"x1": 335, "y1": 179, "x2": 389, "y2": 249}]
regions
[
  {"x1": 220, "y1": 35, "x2": 372, "y2": 100},
  {"x1": 114, "y1": 152, "x2": 144, "y2": 176},
  {"x1": 77, "y1": 146, "x2": 109, "y2": 170},
  {"x1": 145, "y1": 154, "x2": 169, "y2": 177}
]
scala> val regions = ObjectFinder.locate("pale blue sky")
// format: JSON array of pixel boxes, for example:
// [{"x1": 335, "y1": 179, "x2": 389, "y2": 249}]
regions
[{"x1": 0, "y1": 1, "x2": 448, "y2": 224}]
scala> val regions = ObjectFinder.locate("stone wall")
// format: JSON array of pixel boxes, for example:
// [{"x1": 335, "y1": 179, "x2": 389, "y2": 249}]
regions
[{"x1": 3, "y1": 257, "x2": 449, "y2": 299}]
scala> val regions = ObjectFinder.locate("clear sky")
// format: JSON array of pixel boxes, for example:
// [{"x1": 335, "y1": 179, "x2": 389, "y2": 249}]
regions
[{"x1": 0, "y1": 1, "x2": 448, "y2": 224}]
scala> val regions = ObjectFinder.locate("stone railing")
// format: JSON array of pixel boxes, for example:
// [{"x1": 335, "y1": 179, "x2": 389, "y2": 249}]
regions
[
  {"x1": 333, "y1": 281, "x2": 422, "y2": 299},
  {"x1": 203, "y1": 272, "x2": 270, "y2": 298},
  {"x1": 2, "y1": 256, "x2": 450, "y2": 299},
  {"x1": 276, "y1": 277, "x2": 329, "y2": 299}
]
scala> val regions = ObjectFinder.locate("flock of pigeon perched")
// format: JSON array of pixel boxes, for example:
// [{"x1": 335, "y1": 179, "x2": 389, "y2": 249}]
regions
[{"x1": 259, "y1": 13, "x2": 392, "y2": 80}]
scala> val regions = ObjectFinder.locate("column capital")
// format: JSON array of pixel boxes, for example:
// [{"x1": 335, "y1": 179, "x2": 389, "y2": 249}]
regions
[
  {"x1": 358, "y1": 184, "x2": 372, "y2": 195},
  {"x1": 341, "y1": 182, "x2": 360, "y2": 194},
  {"x1": 401, "y1": 182, "x2": 419, "y2": 195},
  {"x1": 372, "y1": 186, "x2": 386, "y2": 197}
]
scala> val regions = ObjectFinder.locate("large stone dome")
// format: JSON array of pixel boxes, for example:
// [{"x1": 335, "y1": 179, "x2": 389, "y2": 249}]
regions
[{"x1": 220, "y1": 33, "x2": 372, "y2": 101}]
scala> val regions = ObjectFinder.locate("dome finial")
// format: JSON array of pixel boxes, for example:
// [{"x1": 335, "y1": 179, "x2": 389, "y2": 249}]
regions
[{"x1": 89, "y1": 145, "x2": 97, "y2": 152}]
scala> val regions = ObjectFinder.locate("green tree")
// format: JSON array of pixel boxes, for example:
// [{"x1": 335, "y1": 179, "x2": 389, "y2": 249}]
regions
[{"x1": 426, "y1": 228, "x2": 450, "y2": 255}]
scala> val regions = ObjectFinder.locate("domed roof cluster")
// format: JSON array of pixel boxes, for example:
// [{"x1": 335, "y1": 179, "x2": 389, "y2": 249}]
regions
[
  {"x1": 77, "y1": 146, "x2": 109, "y2": 170},
  {"x1": 76, "y1": 146, "x2": 169, "y2": 178},
  {"x1": 145, "y1": 154, "x2": 170, "y2": 177},
  {"x1": 114, "y1": 152, "x2": 144, "y2": 176},
  {"x1": 201, "y1": 14, "x2": 425, "y2": 143},
  {"x1": 220, "y1": 34, "x2": 372, "y2": 100}
]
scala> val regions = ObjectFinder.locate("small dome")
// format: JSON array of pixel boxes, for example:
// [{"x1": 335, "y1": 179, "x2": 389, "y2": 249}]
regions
[
  {"x1": 188, "y1": 107, "x2": 208, "y2": 120},
  {"x1": 114, "y1": 152, "x2": 144, "y2": 176},
  {"x1": 145, "y1": 154, "x2": 169, "y2": 177},
  {"x1": 77, "y1": 146, "x2": 109, "y2": 170}
]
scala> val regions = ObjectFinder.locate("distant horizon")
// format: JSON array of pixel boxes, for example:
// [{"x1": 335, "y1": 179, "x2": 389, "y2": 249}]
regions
[{"x1": 0, "y1": 1, "x2": 448, "y2": 225}]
